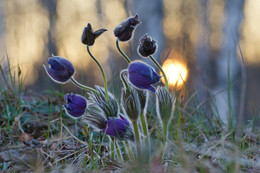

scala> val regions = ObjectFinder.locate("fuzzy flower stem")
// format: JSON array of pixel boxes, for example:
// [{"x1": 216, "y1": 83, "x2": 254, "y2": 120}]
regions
[
  {"x1": 163, "y1": 123, "x2": 168, "y2": 140},
  {"x1": 162, "y1": 123, "x2": 169, "y2": 160},
  {"x1": 140, "y1": 111, "x2": 148, "y2": 139},
  {"x1": 120, "y1": 70, "x2": 130, "y2": 91},
  {"x1": 140, "y1": 111, "x2": 150, "y2": 156},
  {"x1": 115, "y1": 141, "x2": 123, "y2": 162},
  {"x1": 98, "y1": 128, "x2": 107, "y2": 155},
  {"x1": 116, "y1": 38, "x2": 131, "y2": 64},
  {"x1": 110, "y1": 138, "x2": 115, "y2": 159},
  {"x1": 70, "y1": 77, "x2": 99, "y2": 95},
  {"x1": 149, "y1": 55, "x2": 169, "y2": 90},
  {"x1": 87, "y1": 46, "x2": 109, "y2": 101},
  {"x1": 133, "y1": 122, "x2": 141, "y2": 157},
  {"x1": 125, "y1": 141, "x2": 134, "y2": 161}
]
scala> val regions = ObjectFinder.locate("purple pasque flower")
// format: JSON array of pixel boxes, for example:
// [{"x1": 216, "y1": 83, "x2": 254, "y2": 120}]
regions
[
  {"x1": 128, "y1": 61, "x2": 161, "y2": 92},
  {"x1": 138, "y1": 34, "x2": 157, "y2": 57},
  {"x1": 102, "y1": 115, "x2": 134, "y2": 141},
  {"x1": 63, "y1": 93, "x2": 87, "y2": 118},
  {"x1": 43, "y1": 55, "x2": 75, "y2": 83},
  {"x1": 114, "y1": 14, "x2": 140, "y2": 41}
]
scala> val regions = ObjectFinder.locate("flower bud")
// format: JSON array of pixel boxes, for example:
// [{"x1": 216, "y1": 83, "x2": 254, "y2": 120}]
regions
[
  {"x1": 89, "y1": 86, "x2": 119, "y2": 118},
  {"x1": 138, "y1": 34, "x2": 157, "y2": 57},
  {"x1": 136, "y1": 89, "x2": 147, "y2": 111},
  {"x1": 81, "y1": 23, "x2": 107, "y2": 46},
  {"x1": 82, "y1": 105, "x2": 107, "y2": 130},
  {"x1": 63, "y1": 93, "x2": 87, "y2": 118},
  {"x1": 156, "y1": 87, "x2": 175, "y2": 137},
  {"x1": 114, "y1": 15, "x2": 140, "y2": 42},
  {"x1": 156, "y1": 87, "x2": 175, "y2": 124},
  {"x1": 102, "y1": 115, "x2": 134, "y2": 141},
  {"x1": 82, "y1": 105, "x2": 134, "y2": 141},
  {"x1": 121, "y1": 86, "x2": 141, "y2": 123},
  {"x1": 43, "y1": 55, "x2": 75, "y2": 83},
  {"x1": 128, "y1": 61, "x2": 161, "y2": 92}
]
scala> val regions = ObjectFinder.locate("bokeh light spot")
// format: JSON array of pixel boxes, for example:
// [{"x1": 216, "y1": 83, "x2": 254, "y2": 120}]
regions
[{"x1": 161, "y1": 59, "x2": 188, "y2": 88}]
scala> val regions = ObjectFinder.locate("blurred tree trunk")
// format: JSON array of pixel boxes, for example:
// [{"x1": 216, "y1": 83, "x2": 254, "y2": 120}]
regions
[
  {"x1": 33, "y1": 0, "x2": 57, "y2": 92},
  {"x1": 214, "y1": 0, "x2": 245, "y2": 125},
  {"x1": 42, "y1": 0, "x2": 57, "y2": 55},
  {"x1": 128, "y1": 0, "x2": 165, "y2": 64},
  {"x1": 0, "y1": 2, "x2": 4, "y2": 58},
  {"x1": 195, "y1": 0, "x2": 245, "y2": 125}
]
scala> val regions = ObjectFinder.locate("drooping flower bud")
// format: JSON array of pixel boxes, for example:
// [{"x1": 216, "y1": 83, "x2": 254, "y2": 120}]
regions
[
  {"x1": 43, "y1": 55, "x2": 75, "y2": 83},
  {"x1": 121, "y1": 86, "x2": 141, "y2": 123},
  {"x1": 63, "y1": 93, "x2": 87, "y2": 118},
  {"x1": 114, "y1": 15, "x2": 140, "y2": 42},
  {"x1": 81, "y1": 23, "x2": 107, "y2": 46},
  {"x1": 102, "y1": 115, "x2": 134, "y2": 141},
  {"x1": 128, "y1": 61, "x2": 161, "y2": 92},
  {"x1": 138, "y1": 34, "x2": 157, "y2": 57}
]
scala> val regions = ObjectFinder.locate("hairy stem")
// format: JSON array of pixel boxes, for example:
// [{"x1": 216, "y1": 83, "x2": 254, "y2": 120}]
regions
[
  {"x1": 163, "y1": 123, "x2": 168, "y2": 140},
  {"x1": 115, "y1": 141, "x2": 123, "y2": 162},
  {"x1": 116, "y1": 38, "x2": 131, "y2": 64},
  {"x1": 140, "y1": 112, "x2": 148, "y2": 139},
  {"x1": 110, "y1": 138, "x2": 115, "y2": 160},
  {"x1": 70, "y1": 77, "x2": 99, "y2": 95},
  {"x1": 133, "y1": 122, "x2": 141, "y2": 157},
  {"x1": 149, "y1": 55, "x2": 169, "y2": 90},
  {"x1": 120, "y1": 69, "x2": 130, "y2": 91},
  {"x1": 140, "y1": 111, "x2": 150, "y2": 156},
  {"x1": 87, "y1": 46, "x2": 109, "y2": 101},
  {"x1": 125, "y1": 141, "x2": 134, "y2": 161}
]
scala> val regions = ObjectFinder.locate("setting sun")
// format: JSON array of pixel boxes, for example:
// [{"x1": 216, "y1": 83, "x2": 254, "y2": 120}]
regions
[{"x1": 161, "y1": 59, "x2": 188, "y2": 88}]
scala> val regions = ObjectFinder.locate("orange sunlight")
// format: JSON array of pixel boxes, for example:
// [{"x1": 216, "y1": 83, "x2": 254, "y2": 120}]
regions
[{"x1": 161, "y1": 59, "x2": 188, "y2": 88}]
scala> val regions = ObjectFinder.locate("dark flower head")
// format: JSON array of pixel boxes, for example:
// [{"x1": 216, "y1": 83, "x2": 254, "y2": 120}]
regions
[
  {"x1": 114, "y1": 15, "x2": 140, "y2": 42},
  {"x1": 63, "y1": 93, "x2": 87, "y2": 118},
  {"x1": 102, "y1": 115, "x2": 134, "y2": 141},
  {"x1": 81, "y1": 23, "x2": 107, "y2": 46},
  {"x1": 43, "y1": 55, "x2": 75, "y2": 83},
  {"x1": 138, "y1": 34, "x2": 157, "y2": 57},
  {"x1": 128, "y1": 61, "x2": 161, "y2": 92}
]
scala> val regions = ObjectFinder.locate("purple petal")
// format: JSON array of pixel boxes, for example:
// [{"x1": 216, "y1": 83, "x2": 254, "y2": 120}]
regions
[
  {"x1": 43, "y1": 64, "x2": 71, "y2": 83},
  {"x1": 102, "y1": 116, "x2": 131, "y2": 139},
  {"x1": 128, "y1": 61, "x2": 161, "y2": 92},
  {"x1": 146, "y1": 86, "x2": 156, "y2": 92},
  {"x1": 64, "y1": 93, "x2": 87, "y2": 118},
  {"x1": 44, "y1": 56, "x2": 75, "y2": 83}
]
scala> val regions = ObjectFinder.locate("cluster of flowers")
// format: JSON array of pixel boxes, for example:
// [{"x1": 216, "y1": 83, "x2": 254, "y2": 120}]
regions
[{"x1": 43, "y1": 15, "x2": 173, "y2": 146}]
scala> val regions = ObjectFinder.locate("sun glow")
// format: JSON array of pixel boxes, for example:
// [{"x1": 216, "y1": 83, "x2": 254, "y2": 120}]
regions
[{"x1": 161, "y1": 59, "x2": 188, "y2": 88}]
